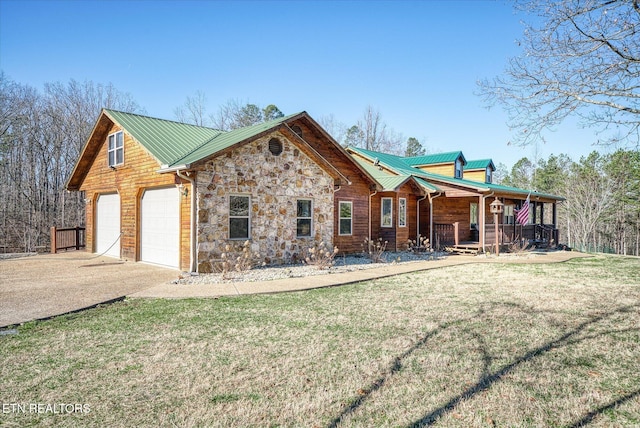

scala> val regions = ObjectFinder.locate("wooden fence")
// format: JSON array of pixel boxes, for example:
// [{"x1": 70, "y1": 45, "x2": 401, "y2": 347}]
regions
[{"x1": 50, "y1": 226, "x2": 86, "y2": 253}]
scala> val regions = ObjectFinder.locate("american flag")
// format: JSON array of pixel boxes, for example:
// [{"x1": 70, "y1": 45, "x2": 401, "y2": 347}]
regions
[{"x1": 516, "y1": 193, "x2": 531, "y2": 224}]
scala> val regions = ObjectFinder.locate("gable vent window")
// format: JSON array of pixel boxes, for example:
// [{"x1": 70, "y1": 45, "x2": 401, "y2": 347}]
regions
[
  {"x1": 291, "y1": 125, "x2": 303, "y2": 138},
  {"x1": 269, "y1": 138, "x2": 283, "y2": 156}
]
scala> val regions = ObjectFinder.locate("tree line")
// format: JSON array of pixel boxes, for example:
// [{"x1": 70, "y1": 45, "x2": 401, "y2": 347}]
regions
[
  {"x1": 0, "y1": 73, "x2": 143, "y2": 252},
  {"x1": 498, "y1": 150, "x2": 640, "y2": 256},
  {"x1": 0, "y1": 74, "x2": 426, "y2": 252},
  {"x1": 1, "y1": 71, "x2": 638, "y2": 256}
]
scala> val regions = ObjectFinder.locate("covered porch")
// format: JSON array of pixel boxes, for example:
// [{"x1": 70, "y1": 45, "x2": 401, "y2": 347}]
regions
[{"x1": 424, "y1": 188, "x2": 563, "y2": 255}]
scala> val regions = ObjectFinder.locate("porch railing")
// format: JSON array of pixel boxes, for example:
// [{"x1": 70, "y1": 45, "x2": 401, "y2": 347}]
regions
[
  {"x1": 50, "y1": 226, "x2": 86, "y2": 253},
  {"x1": 433, "y1": 223, "x2": 559, "y2": 251},
  {"x1": 434, "y1": 223, "x2": 456, "y2": 247},
  {"x1": 485, "y1": 224, "x2": 558, "y2": 246}
]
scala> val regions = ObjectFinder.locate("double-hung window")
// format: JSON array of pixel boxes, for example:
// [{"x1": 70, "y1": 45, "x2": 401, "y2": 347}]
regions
[
  {"x1": 339, "y1": 201, "x2": 352, "y2": 235},
  {"x1": 381, "y1": 197, "x2": 393, "y2": 227},
  {"x1": 108, "y1": 131, "x2": 124, "y2": 167},
  {"x1": 504, "y1": 204, "x2": 515, "y2": 225},
  {"x1": 229, "y1": 195, "x2": 250, "y2": 239},
  {"x1": 398, "y1": 198, "x2": 407, "y2": 227},
  {"x1": 297, "y1": 199, "x2": 312, "y2": 237}
]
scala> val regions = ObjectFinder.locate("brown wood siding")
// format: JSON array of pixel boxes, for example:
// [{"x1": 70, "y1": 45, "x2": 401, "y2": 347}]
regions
[
  {"x1": 432, "y1": 196, "x2": 477, "y2": 242},
  {"x1": 369, "y1": 184, "x2": 419, "y2": 252},
  {"x1": 79, "y1": 122, "x2": 191, "y2": 270},
  {"x1": 290, "y1": 118, "x2": 374, "y2": 254}
]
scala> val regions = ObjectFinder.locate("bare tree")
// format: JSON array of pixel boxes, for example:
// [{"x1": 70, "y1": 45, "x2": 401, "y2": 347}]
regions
[
  {"x1": 347, "y1": 106, "x2": 405, "y2": 154},
  {"x1": 563, "y1": 152, "x2": 615, "y2": 251},
  {"x1": 317, "y1": 114, "x2": 347, "y2": 145},
  {"x1": 0, "y1": 75, "x2": 142, "y2": 252},
  {"x1": 479, "y1": 0, "x2": 640, "y2": 147},
  {"x1": 174, "y1": 90, "x2": 209, "y2": 126}
]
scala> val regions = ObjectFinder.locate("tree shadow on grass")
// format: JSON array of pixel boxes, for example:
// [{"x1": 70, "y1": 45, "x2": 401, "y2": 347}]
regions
[
  {"x1": 567, "y1": 387, "x2": 640, "y2": 427},
  {"x1": 326, "y1": 303, "x2": 639, "y2": 428}
]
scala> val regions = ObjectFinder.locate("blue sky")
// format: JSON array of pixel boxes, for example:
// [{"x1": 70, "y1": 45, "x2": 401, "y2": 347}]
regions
[{"x1": 0, "y1": 0, "x2": 609, "y2": 168}]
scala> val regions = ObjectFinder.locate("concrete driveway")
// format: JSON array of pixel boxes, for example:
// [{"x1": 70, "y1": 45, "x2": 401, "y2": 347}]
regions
[{"x1": 0, "y1": 252, "x2": 179, "y2": 327}]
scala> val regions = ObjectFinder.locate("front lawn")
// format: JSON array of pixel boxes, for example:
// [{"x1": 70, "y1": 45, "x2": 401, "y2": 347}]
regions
[{"x1": 1, "y1": 255, "x2": 639, "y2": 427}]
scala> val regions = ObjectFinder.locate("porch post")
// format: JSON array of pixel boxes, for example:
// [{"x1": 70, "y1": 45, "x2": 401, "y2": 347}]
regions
[
  {"x1": 50, "y1": 226, "x2": 57, "y2": 254},
  {"x1": 453, "y1": 222, "x2": 459, "y2": 246},
  {"x1": 540, "y1": 203, "x2": 545, "y2": 225},
  {"x1": 479, "y1": 195, "x2": 485, "y2": 251},
  {"x1": 552, "y1": 202, "x2": 557, "y2": 227}
]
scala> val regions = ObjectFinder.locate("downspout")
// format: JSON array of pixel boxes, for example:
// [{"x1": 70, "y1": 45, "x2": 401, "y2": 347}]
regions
[
  {"x1": 369, "y1": 190, "x2": 377, "y2": 243},
  {"x1": 176, "y1": 170, "x2": 196, "y2": 273},
  {"x1": 481, "y1": 191, "x2": 494, "y2": 252},
  {"x1": 416, "y1": 193, "x2": 428, "y2": 242},
  {"x1": 428, "y1": 192, "x2": 442, "y2": 248}
]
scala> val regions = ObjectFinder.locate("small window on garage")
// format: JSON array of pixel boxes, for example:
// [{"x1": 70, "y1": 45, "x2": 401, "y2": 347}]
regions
[
  {"x1": 269, "y1": 138, "x2": 283, "y2": 156},
  {"x1": 108, "y1": 131, "x2": 124, "y2": 167}
]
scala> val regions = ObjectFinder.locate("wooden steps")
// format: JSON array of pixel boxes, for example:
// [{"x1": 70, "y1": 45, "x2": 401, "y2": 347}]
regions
[{"x1": 445, "y1": 244, "x2": 480, "y2": 255}]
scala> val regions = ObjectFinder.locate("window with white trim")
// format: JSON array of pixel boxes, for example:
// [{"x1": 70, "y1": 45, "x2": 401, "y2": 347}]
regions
[
  {"x1": 504, "y1": 204, "x2": 515, "y2": 225},
  {"x1": 108, "y1": 131, "x2": 124, "y2": 167},
  {"x1": 229, "y1": 195, "x2": 250, "y2": 239},
  {"x1": 470, "y1": 202, "x2": 478, "y2": 228},
  {"x1": 381, "y1": 197, "x2": 393, "y2": 227},
  {"x1": 398, "y1": 198, "x2": 407, "y2": 227},
  {"x1": 297, "y1": 199, "x2": 312, "y2": 237},
  {"x1": 339, "y1": 201, "x2": 352, "y2": 235},
  {"x1": 486, "y1": 168, "x2": 492, "y2": 183}
]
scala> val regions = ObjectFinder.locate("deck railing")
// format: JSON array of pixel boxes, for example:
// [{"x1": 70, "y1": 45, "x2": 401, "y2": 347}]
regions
[
  {"x1": 50, "y1": 226, "x2": 86, "y2": 253},
  {"x1": 485, "y1": 224, "x2": 558, "y2": 246},
  {"x1": 433, "y1": 222, "x2": 559, "y2": 251},
  {"x1": 434, "y1": 223, "x2": 456, "y2": 247}
]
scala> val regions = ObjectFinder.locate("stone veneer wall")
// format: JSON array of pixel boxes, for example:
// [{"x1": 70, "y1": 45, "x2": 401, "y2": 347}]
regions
[{"x1": 196, "y1": 132, "x2": 334, "y2": 272}]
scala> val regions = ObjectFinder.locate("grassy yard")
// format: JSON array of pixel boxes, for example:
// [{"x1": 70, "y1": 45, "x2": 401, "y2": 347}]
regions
[{"x1": 1, "y1": 255, "x2": 639, "y2": 427}]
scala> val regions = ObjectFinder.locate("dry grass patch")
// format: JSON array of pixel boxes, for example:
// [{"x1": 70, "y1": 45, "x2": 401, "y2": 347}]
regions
[{"x1": 1, "y1": 255, "x2": 639, "y2": 427}]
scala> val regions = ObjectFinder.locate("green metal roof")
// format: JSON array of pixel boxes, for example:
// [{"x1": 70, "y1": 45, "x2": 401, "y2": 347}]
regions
[
  {"x1": 350, "y1": 147, "x2": 424, "y2": 177},
  {"x1": 351, "y1": 152, "x2": 435, "y2": 192},
  {"x1": 104, "y1": 109, "x2": 224, "y2": 166},
  {"x1": 465, "y1": 159, "x2": 495, "y2": 170},
  {"x1": 348, "y1": 146, "x2": 563, "y2": 200},
  {"x1": 105, "y1": 109, "x2": 302, "y2": 168},
  {"x1": 169, "y1": 112, "x2": 301, "y2": 167},
  {"x1": 404, "y1": 151, "x2": 466, "y2": 166}
]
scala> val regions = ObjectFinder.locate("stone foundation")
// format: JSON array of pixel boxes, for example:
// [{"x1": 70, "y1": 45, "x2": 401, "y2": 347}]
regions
[{"x1": 196, "y1": 132, "x2": 334, "y2": 272}]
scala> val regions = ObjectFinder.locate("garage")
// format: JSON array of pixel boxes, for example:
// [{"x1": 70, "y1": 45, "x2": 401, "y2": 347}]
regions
[
  {"x1": 95, "y1": 193, "x2": 121, "y2": 258},
  {"x1": 140, "y1": 187, "x2": 180, "y2": 269}
]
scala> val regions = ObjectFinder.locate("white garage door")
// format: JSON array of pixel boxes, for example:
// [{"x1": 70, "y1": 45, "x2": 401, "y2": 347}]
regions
[
  {"x1": 96, "y1": 193, "x2": 121, "y2": 258},
  {"x1": 141, "y1": 187, "x2": 180, "y2": 269}
]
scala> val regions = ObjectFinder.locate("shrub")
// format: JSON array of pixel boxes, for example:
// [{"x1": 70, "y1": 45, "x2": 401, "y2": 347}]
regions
[
  {"x1": 407, "y1": 235, "x2": 430, "y2": 252},
  {"x1": 363, "y1": 237, "x2": 387, "y2": 263},
  {"x1": 508, "y1": 236, "x2": 532, "y2": 254},
  {"x1": 304, "y1": 241, "x2": 339, "y2": 270},
  {"x1": 219, "y1": 240, "x2": 262, "y2": 278}
]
